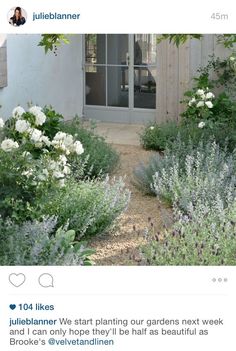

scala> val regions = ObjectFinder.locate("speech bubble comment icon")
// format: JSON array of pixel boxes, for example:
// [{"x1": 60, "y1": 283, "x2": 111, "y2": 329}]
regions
[{"x1": 38, "y1": 273, "x2": 54, "y2": 288}]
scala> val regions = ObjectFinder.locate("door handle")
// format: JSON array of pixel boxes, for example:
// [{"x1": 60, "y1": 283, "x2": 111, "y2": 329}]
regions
[{"x1": 126, "y1": 52, "x2": 130, "y2": 66}]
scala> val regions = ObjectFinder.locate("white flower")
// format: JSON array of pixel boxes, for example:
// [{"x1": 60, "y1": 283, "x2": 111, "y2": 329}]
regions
[
  {"x1": 196, "y1": 89, "x2": 205, "y2": 96},
  {"x1": 59, "y1": 179, "x2": 66, "y2": 187},
  {"x1": 1, "y1": 138, "x2": 19, "y2": 152},
  {"x1": 64, "y1": 134, "x2": 74, "y2": 147},
  {"x1": 28, "y1": 105, "x2": 42, "y2": 115},
  {"x1": 37, "y1": 168, "x2": 49, "y2": 181},
  {"x1": 40, "y1": 136, "x2": 51, "y2": 147},
  {"x1": 149, "y1": 126, "x2": 155, "y2": 130},
  {"x1": 196, "y1": 101, "x2": 205, "y2": 108},
  {"x1": 35, "y1": 112, "x2": 46, "y2": 126},
  {"x1": 12, "y1": 106, "x2": 25, "y2": 119},
  {"x1": 230, "y1": 56, "x2": 236, "y2": 61},
  {"x1": 63, "y1": 165, "x2": 71, "y2": 175},
  {"x1": 22, "y1": 151, "x2": 31, "y2": 158},
  {"x1": 205, "y1": 101, "x2": 213, "y2": 108},
  {"x1": 205, "y1": 92, "x2": 214, "y2": 99},
  {"x1": 34, "y1": 142, "x2": 43, "y2": 148},
  {"x1": 198, "y1": 121, "x2": 206, "y2": 129},
  {"x1": 53, "y1": 170, "x2": 64, "y2": 179},
  {"x1": 22, "y1": 169, "x2": 33, "y2": 177},
  {"x1": 48, "y1": 160, "x2": 58, "y2": 171},
  {"x1": 0, "y1": 118, "x2": 4, "y2": 128},
  {"x1": 71, "y1": 140, "x2": 84, "y2": 155},
  {"x1": 53, "y1": 132, "x2": 67, "y2": 141},
  {"x1": 52, "y1": 140, "x2": 67, "y2": 152},
  {"x1": 15, "y1": 120, "x2": 30, "y2": 133},
  {"x1": 30, "y1": 128, "x2": 42, "y2": 143},
  {"x1": 58, "y1": 154, "x2": 67, "y2": 165},
  {"x1": 42, "y1": 168, "x2": 49, "y2": 177},
  {"x1": 188, "y1": 97, "x2": 196, "y2": 106}
]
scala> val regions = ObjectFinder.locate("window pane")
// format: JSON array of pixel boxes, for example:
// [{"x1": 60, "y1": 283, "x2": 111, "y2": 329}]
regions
[
  {"x1": 107, "y1": 34, "x2": 128, "y2": 65},
  {"x1": 134, "y1": 67, "x2": 156, "y2": 109},
  {"x1": 134, "y1": 34, "x2": 157, "y2": 65},
  {"x1": 85, "y1": 34, "x2": 106, "y2": 64},
  {"x1": 108, "y1": 66, "x2": 128, "y2": 107},
  {"x1": 85, "y1": 66, "x2": 106, "y2": 106}
]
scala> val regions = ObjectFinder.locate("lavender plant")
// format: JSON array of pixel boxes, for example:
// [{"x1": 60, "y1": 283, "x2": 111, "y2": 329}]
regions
[
  {"x1": 152, "y1": 140, "x2": 236, "y2": 212},
  {"x1": 0, "y1": 217, "x2": 94, "y2": 265},
  {"x1": 36, "y1": 176, "x2": 130, "y2": 239},
  {"x1": 142, "y1": 199, "x2": 236, "y2": 265},
  {"x1": 139, "y1": 139, "x2": 236, "y2": 265}
]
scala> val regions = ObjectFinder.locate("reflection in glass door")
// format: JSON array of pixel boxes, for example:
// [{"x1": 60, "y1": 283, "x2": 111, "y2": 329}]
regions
[
  {"x1": 133, "y1": 35, "x2": 157, "y2": 109},
  {"x1": 84, "y1": 34, "x2": 157, "y2": 123},
  {"x1": 85, "y1": 34, "x2": 129, "y2": 108}
]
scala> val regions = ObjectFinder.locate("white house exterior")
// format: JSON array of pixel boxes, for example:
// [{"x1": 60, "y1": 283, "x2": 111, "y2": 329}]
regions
[{"x1": 0, "y1": 34, "x2": 231, "y2": 124}]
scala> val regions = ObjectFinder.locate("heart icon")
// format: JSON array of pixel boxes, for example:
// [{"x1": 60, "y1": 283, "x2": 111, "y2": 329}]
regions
[
  {"x1": 9, "y1": 304, "x2": 16, "y2": 310},
  {"x1": 9, "y1": 273, "x2": 26, "y2": 287}
]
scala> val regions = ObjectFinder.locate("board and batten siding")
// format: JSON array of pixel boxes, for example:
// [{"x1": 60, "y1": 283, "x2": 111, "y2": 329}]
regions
[
  {"x1": 156, "y1": 34, "x2": 232, "y2": 123},
  {"x1": 0, "y1": 35, "x2": 7, "y2": 88}
]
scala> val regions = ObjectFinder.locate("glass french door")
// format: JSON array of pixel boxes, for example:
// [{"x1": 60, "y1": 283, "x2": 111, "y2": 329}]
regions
[{"x1": 84, "y1": 34, "x2": 157, "y2": 123}]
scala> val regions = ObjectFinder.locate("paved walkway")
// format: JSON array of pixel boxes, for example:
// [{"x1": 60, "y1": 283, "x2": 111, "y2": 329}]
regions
[{"x1": 92, "y1": 122, "x2": 144, "y2": 146}]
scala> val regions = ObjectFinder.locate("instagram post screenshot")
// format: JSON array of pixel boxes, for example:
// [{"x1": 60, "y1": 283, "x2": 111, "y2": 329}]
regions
[{"x1": 0, "y1": 1, "x2": 236, "y2": 350}]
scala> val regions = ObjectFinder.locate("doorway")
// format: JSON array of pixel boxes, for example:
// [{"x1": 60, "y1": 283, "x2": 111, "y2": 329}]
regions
[{"x1": 83, "y1": 34, "x2": 157, "y2": 123}]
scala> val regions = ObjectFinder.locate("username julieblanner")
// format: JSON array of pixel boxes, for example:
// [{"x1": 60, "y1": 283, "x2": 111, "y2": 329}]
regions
[{"x1": 33, "y1": 12, "x2": 80, "y2": 21}]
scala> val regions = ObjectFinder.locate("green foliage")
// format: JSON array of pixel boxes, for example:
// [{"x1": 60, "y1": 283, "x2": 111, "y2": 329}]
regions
[
  {"x1": 38, "y1": 34, "x2": 70, "y2": 54},
  {"x1": 152, "y1": 140, "x2": 236, "y2": 212},
  {"x1": 0, "y1": 217, "x2": 94, "y2": 265},
  {"x1": 41, "y1": 106, "x2": 64, "y2": 139},
  {"x1": 157, "y1": 34, "x2": 236, "y2": 48},
  {"x1": 142, "y1": 202, "x2": 236, "y2": 265},
  {"x1": 0, "y1": 148, "x2": 57, "y2": 222},
  {"x1": 217, "y1": 34, "x2": 236, "y2": 48},
  {"x1": 140, "y1": 121, "x2": 180, "y2": 151},
  {"x1": 61, "y1": 118, "x2": 119, "y2": 178},
  {"x1": 181, "y1": 56, "x2": 236, "y2": 129},
  {"x1": 141, "y1": 140, "x2": 236, "y2": 265},
  {"x1": 194, "y1": 55, "x2": 236, "y2": 94},
  {"x1": 36, "y1": 177, "x2": 130, "y2": 239},
  {"x1": 0, "y1": 106, "x2": 129, "y2": 266},
  {"x1": 157, "y1": 34, "x2": 202, "y2": 47},
  {"x1": 4, "y1": 105, "x2": 63, "y2": 142},
  {"x1": 133, "y1": 154, "x2": 163, "y2": 195}
]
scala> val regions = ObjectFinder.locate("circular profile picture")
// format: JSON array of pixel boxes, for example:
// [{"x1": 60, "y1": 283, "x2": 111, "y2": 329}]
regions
[{"x1": 8, "y1": 6, "x2": 27, "y2": 27}]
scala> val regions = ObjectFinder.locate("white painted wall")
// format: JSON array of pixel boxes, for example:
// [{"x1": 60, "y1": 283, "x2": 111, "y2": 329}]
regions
[{"x1": 0, "y1": 34, "x2": 83, "y2": 120}]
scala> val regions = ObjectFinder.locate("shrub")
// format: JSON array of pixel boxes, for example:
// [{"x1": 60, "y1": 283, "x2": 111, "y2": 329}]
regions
[
  {"x1": 0, "y1": 217, "x2": 94, "y2": 265},
  {"x1": 139, "y1": 121, "x2": 179, "y2": 151},
  {"x1": 0, "y1": 105, "x2": 85, "y2": 222},
  {"x1": 142, "y1": 199, "x2": 236, "y2": 265},
  {"x1": 61, "y1": 118, "x2": 119, "y2": 178},
  {"x1": 134, "y1": 137, "x2": 206, "y2": 196},
  {"x1": 0, "y1": 148, "x2": 59, "y2": 222},
  {"x1": 182, "y1": 88, "x2": 236, "y2": 127},
  {"x1": 140, "y1": 139, "x2": 236, "y2": 265},
  {"x1": 140, "y1": 55, "x2": 236, "y2": 154},
  {"x1": 36, "y1": 177, "x2": 130, "y2": 239},
  {"x1": 152, "y1": 140, "x2": 236, "y2": 212},
  {"x1": 140, "y1": 118, "x2": 236, "y2": 153}
]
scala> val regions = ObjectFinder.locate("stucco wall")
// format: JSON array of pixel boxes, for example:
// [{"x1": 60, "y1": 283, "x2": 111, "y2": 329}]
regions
[{"x1": 0, "y1": 34, "x2": 83, "y2": 120}]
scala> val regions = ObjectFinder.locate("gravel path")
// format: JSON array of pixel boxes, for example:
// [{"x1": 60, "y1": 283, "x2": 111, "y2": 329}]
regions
[{"x1": 89, "y1": 144, "x2": 172, "y2": 265}]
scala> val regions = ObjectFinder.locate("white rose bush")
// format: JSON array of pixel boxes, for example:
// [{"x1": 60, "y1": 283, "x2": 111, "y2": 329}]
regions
[
  {"x1": 0, "y1": 104, "x2": 129, "y2": 265},
  {"x1": 183, "y1": 87, "x2": 215, "y2": 127},
  {"x1": 2, "y1": 105, "x2": 84, "y2": 187},
  {"x1": 0, "y1": 104, "x2": 85, "y2": 222}
]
